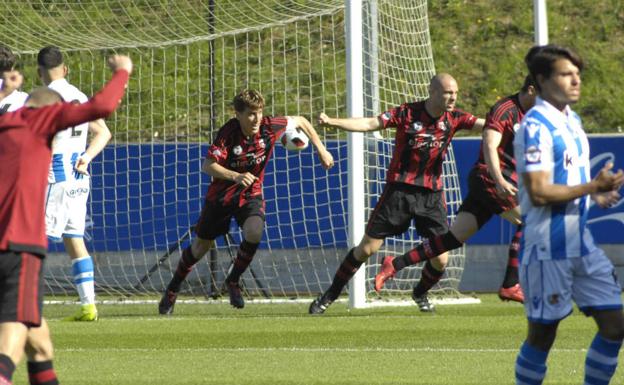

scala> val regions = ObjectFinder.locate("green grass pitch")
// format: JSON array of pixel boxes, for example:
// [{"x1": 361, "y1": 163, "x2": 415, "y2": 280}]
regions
[{"x1": 12, "y1": 294, "x2": 624, "y2": 384}]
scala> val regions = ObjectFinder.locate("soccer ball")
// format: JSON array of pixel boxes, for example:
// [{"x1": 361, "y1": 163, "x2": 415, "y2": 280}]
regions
[{"x1": 279, "y1": 119, "x2": 309, "y2": 151}]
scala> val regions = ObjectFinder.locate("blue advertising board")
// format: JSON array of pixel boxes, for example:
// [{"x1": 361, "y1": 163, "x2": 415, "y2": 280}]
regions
[
  {"x1": 453, "y1": 135, "x2": 624, "y2": 245},
  {"x1": 48, "y1": 135, "x2": 624, "y2": 252}
]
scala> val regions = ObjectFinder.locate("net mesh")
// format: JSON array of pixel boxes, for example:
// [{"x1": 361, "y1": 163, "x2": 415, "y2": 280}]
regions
[{"x1": 2, "y1": 0, "x2": 465, "y2": 303}]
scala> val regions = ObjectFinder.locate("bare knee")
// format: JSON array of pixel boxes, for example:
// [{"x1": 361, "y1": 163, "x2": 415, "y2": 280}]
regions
[
  {"x1": 191, "y1": 237, "x2": 214, "y2": 258},
  {"x1": 242, "y1": 216, "x2": 264, "y2": 244},
  {"x1": 243, "y1": 229, "x2": 263, "y2": 244},
  {"x1": 25, "y1": 321, "x2": 54, "y2": 362},
  {"x1": 594, "y1": 310, "x2": 624, "y2": 341},
  {"x1": 527, "y1": 322, "x2": 558, "y2": 351},
  {"x1": 430, "y1": 253, "x2": 449, "y2": 270},
  {"x1": 355, "y1": 236, "x2": 383, "y2": 262}
]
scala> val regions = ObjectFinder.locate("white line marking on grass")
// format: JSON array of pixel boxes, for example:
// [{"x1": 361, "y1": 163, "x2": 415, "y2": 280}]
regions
[
  {"x1": 48, "y1": 314, "x2": 493, "y2": 322},
  {"x1": 44, "y1": 297, "x2": 481, "y2": 306},
  {"x1": 56, "y1": 347, "x2": 588, "y2": 353}
]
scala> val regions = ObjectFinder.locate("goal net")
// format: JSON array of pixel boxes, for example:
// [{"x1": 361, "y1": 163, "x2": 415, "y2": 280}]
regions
[{"x1": 5, "y1": 0, "x2": 465, "y2": 305}]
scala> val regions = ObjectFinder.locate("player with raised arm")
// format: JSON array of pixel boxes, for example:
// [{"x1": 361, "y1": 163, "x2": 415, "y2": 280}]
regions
[
  {"x1": 37, "y1": 46, "x2": 112, "y2": 322},
  {"x1": 0, "y1": 55, "x2": 131, "y2": 385},
  {"x1": 309, "y1": 73, "x2": 485, "y2": 314},
  {"x1": 375, "y1": 75, "x2": 537, "y2": 303},
  {"x1": 158, "y1": 89, "x2": 334, "y2": 314},
  {"x1": 0, "y1": 45, "x2": 27, "y2": 114},
  {"x1": 513, "y1": 45, "x2": 624, "y2": 385}
]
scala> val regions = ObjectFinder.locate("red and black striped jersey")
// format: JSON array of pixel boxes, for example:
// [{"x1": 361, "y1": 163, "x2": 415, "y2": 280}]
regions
[
  {"x1": 473, "y1": 93, "x2": 525, "y2": 185},
  {"x1": 0, "y1": 70, "x2": 129, "y2": 256},
  {"x1": 205, "y1": 116, "x2": 288, "y2": 206},
  {"x1": 379, "y1": 101, "x2": 477, "y2": 191}
]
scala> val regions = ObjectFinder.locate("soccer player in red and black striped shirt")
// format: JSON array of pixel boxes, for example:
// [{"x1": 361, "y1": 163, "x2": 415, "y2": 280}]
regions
[
  {"x1": 0, "y1": 56, "x2": 131, "y2": 385},
  {"x1": 375, "y1": 76, "x2": 537, "y2": 304},
  {"x1": 159, "y1": 89, "x2": 334, "y2": 314},
  {"x1": 309, "y1": 73, "x2": 485, "y2": 314}
]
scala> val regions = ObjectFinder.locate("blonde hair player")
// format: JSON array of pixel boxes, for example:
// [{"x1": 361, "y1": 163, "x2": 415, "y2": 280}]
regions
[{"x1": 159, "y1": 89, "x2": 334, "y2": 314}]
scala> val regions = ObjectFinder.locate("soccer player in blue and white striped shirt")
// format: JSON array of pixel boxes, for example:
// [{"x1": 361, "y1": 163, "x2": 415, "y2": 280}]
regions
[
  {"x1": 38, "y1": 46, "x2": 112, "y2": 322},
  {"x1": 513, "y1": 45, "x2": 624, "y2": 385}
]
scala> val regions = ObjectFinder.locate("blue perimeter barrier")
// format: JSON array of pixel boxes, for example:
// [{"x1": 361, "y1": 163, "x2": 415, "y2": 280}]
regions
[{"x1": 49, "y1": 135, "x2": 624, "y2": 252}]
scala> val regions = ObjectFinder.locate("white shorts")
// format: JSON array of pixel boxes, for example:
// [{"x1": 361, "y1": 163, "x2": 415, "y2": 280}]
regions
[
  {"x1": 520, "y1": 249, "x2": 623, "y2": 324},
  {"x1": 45, "y1": 178, "x2": 90, "y2": 240}
]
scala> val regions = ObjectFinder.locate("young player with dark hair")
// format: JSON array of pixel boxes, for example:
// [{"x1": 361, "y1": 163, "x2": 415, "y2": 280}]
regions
[
  {"x1": 514, "y1": 44, "x2": 624, "y2": 385},
  {"x1": 37, "y1": 45, "x2": 112, "y2": 322},
  {"x1": 375, "y1": 75, "x2": 538, "y2": 304},
  {"x1": 309, "y1": 73, "x2": 485, "y2": 314},
  {"x1": 158, "y1": 89, "x2": 334, "y2": 314},
  {"x1": 0, "y1": 45, "x2": 27, "y2": 114},
  {"x1": 0, "y1": 55, "x2": 131, "y2": 385}
]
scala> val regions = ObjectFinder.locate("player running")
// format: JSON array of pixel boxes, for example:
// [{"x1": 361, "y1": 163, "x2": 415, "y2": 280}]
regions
[
  {"x1": 375, "y1": 75, "x2": 537, "y2": 304},
  {"x1": 309, "y1": 73, "x2": 484, "y2": 314},
  {"x1": 38, "y1": 46, "x2": 112, "y2": 321},
  {"x1": 158, "y1": 89, "x2": 334, "y2": 314}
]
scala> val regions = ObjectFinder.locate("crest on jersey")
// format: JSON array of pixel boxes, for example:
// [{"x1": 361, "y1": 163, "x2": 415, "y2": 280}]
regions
[
  {"x1": 526, "y1": 121, "x2": 541, "y2": 138},
  {"x1": 525, "y1": 145, "x2": 541, "y2": 164},
  {"x1": 381, "y1": 111, "x2": 391, "y2": 121},
  {"x1": 233, "y1": 145, "x2": 242, "y2": 155},
  {"x1": 258, "y1": 138, "x2": 265, "y2": 149},
  {"x1": 211, "y1": 149, "x2": 222, "y2": 157},
  {"x1": 407, "y1": 122, "x2": 423, "y2": 134},
  {"x1": 438, "y1": 121, "x2": 448, "y2": 131},
  {"x1": 513, "y1": 123, "x2": 521, "y2": 132}
]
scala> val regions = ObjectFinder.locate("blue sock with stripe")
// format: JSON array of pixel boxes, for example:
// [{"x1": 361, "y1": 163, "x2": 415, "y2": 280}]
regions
[
  {"x1": 72, "y1": 256, "x2": 95, "y2": 305},
  {"x1": 515, "y1": 341, "x2": 548, "y2": 385},
  {"x1": 584, "y1": 333, "x2": 622, "y2": 385}
]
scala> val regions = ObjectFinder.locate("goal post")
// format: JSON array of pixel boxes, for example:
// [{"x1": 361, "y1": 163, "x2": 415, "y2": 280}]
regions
[
  {"x1": 4, "y1": 0, "x2": 467, "y2": 305},
  {"x1": 345, "y1": 0, "x2": 367, "y2": 309}
]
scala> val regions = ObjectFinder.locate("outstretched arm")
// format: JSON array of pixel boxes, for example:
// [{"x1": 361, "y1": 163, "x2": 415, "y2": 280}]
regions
[
  {"x1": 470, "y1": 118, "x2": 486, "y2": 132},
  {"x1": 318, "y1": 112, "x2": 381, "y2": 132},
  {"x1": 291, "y1": 116, "x2": 334, "y2": 170},
  {"x1": 74, "y1": 119, "x2": 112, "y2": 175},
  {"x1": 57, "y1": 55, "x2": 133, "y2": 130}
]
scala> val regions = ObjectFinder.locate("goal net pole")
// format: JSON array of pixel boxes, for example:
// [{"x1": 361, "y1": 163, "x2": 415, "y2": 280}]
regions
[
  {"x1": 533, "y1": 0, "x2": 548, "y2": 45},
  {"x1": 345, "y1": 0, "x2": 367, "y2": 309}
]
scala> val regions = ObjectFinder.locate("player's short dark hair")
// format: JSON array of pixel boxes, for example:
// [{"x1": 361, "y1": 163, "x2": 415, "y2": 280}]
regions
[
  {"x1": 37, "y1": 45, "x2": 64, "y2": 69},
  {"x1": 0, "y1": 44, "x2": 16, "y2": 72},
  {"x1": 524, "y1": 45, "x2": 544, "y2": 68},
  {"x1": 520, "y1": 74, "x2": 535, "y2": 93},
  {"x1": 233, "y1": 89, "x2": 265, "y2": 112},
  {"x1": 526, "y1": 44, "x2": 583, "y2": 92}
]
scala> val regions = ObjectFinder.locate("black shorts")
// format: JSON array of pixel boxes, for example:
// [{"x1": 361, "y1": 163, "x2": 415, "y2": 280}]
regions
[
  {"x1": 195, "y1": 197, "x2": 266, "y2": 240},
  {"x1": 366, "y1": 183, "x2": 449, "y2": 239},
  {"x1": 0, "y1": 251, "x2": 43, "y2": 327},
  {"x1": 459, "y1": 168, "x2": 517, "y2": 228}
]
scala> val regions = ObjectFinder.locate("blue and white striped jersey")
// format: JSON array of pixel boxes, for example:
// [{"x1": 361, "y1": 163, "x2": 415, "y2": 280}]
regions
[
  {"x1": 0, "y1": 79, "x2": 28, "y2": 114},
  {"x1": 514, "y1": 97, "x2": 597, "y2": 263},
  {"x1": 48, "y1": 78, "x2": 89, "y2": 183}
]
